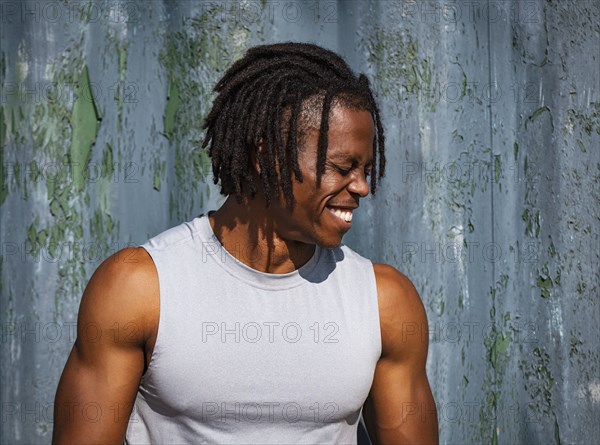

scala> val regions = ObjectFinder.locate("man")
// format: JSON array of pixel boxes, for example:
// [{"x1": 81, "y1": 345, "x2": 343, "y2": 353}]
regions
[{"x1": 53, "y1": 42, "x2": 438, "y2": 444}]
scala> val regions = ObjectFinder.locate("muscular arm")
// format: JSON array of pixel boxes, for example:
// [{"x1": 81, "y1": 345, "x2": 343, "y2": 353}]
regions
[
  {"x1": 362, "y1": 264, "x2": 439, "y2": 445},
  {"x1": 52, "y1": 247, "x2": 159, "y2": 444}
]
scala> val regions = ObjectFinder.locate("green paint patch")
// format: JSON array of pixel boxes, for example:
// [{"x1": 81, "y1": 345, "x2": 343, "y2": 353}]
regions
[
  {"x1": 520, "y1": 347, "x2": 562, "y2": 444},
  {"x1": 153, "y1": 159, "x2": 163, "y2": 192},
  {"x1": 480, "y1": 273, "x2": 514, "y2": 442},
  {"x1": 566, "y1": 105, "x2": 600, "y2": 137},
  {"x1": 548, "y1": 239, "x2": 556, "y2": 257},
  {"x1": 446, "y1": 225, "x2": 463, "y2": 239},
  {"x1": 90, "y1": 209, "x2": 114, "y2": 252},
  {"x1": 102, "y1": 143, "x2": 114, "y2": 178},
  {"x1": 115, "y1": 40, "x2": 128, "y2": 131},
  {"x1": 569, "y1": 336, "x2": 583, "y2": 358},
  {"x1": 451, "y1": 129, "x2": 464, "y2": 142},
  {"x1": 536, "y1": 265, "x2": 554, "y2": 298},
  {"x1": 362, "y1": 30, "x2": 438, "y2": 112},
  {"x1": 26, "y1": 217, "x2": 45, "y2": 258},
  {"x1": 0, "y1": 104, "x2": 5, "y2": 148},
  {"x1": 192, "y1": 148, "x2": 212, "y2": 182},
  {"x1": 522, "y1": 208, "x2": 541, "y2": 238},
  {"x1": 513, "y1": 142, "x2": 518, "y2": 161},
  {"x1": 494, "y1": 155, "x2": 501, "y2": 183},
  {"x1": 4, "y1": 36, "x2": 116, "y2": 317},
  {"x1": 449, "y1": 58, "x2": 468, "y2": 98},
  {"x1": 163, "y1": 78, "x2": 182, "y2": 141},
  {"x1": 526, "y1": 106, "x2": 554, "y2": 132},
  {"x1": 69, "y1": 65, "x2": 101, "y2": 192},
  {"x1": 520, "y1": 347, "x2": 556, "y2": 418},
  {"x1": 0, "y1": 106, "x2": 7, "y2": 206},
  {"x1": 159, "y1": 8, "x2": 252, "y2": 220},
  {"x1": 490, "y1": 332, "x2": 512, "y2": 369},
  {"x1": 554, "y1": 269, "x2": 561, "y2": 286},
  {"x1": 536, "y1": 275, "x2": 553, "y2": 298},
  {"x1": 49, "y1": 198, "x2": 65, "y2": 220}
]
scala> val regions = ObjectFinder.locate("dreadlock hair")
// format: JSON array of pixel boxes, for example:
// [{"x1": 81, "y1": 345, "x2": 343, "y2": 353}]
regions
[{"x1": 201, "y1": 42, "x2": 386, "y2": 209}]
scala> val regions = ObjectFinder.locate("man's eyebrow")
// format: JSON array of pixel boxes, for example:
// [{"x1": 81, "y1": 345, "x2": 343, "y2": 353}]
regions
[{"x1": 328, "y1": 154, "x2": 374, "y2": 164}]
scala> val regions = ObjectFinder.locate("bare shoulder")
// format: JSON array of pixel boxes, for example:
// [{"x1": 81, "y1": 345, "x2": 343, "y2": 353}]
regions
[
  {"x1": 76, "y1": 247, "x2": 159, "y2": 350},
  {"x1": 372, "y1": 263, "x2": 429, "y2": 362},
  {"x1": 53, "y1": 247, "x2": 159, "y2": 443},
  {"x1": 372, "y1": 263, "x2": 427, "y2": 322},
  {"x1": 86, "y1": 247, "x2": 158, "y2": 297}
]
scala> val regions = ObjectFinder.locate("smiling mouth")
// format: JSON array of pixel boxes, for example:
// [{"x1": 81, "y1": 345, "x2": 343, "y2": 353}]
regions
[{"x1": 325, "y1": 206, "x2": 353, "y2": 223}]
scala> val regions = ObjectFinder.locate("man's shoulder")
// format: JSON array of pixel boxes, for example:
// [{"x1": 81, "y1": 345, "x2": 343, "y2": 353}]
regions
[
  {"x1": 371, "y1": 263, "x2": 424, "y2": 314},
  {"x1": 79, "y1": 247, "x2": 159, "y2": 337},
  {"x1": 372, "y1": 263, "x2": 416, "y2": 294},
  {"x1": 89, "y1": 247, "x2": 158, "y2": 301},
  {"x1": 371, "y1": 263, "x2": 429, "y2": 359},
  {"x1": 95, "y1": 247, "x2": 158, "y2": 286}
]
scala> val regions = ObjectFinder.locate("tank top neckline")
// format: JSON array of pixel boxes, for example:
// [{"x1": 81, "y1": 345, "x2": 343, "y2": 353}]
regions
[{"x1": 194, "y1": 212, "x2": 323, "y2": 290}]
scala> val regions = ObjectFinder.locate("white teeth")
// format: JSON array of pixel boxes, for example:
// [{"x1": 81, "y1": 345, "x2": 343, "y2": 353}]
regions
[{"x1": 328, "y1": 207, "x2": 353, "y2": 223}]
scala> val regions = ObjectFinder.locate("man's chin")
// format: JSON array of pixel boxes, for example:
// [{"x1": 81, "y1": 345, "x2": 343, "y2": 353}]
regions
[{"x1": 316, "y1": 236, "x2": 344, "y2": 250}]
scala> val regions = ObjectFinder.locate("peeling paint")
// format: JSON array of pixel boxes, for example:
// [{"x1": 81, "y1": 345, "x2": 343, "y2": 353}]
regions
[
  {"x1": 2, "y1": 2, "x2": 599, "y2": 444},
  {"x1": 69, "y1": 65, "x2": 100, "y2": 192},
  {"x1": 526, "y1": 106, "x2": 554, "y2": 132}
]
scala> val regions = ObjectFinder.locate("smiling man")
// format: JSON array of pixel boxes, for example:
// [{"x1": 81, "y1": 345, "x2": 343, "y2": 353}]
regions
[{"x1": 52, "y1": 42, "x2": 438, "y2": 444}]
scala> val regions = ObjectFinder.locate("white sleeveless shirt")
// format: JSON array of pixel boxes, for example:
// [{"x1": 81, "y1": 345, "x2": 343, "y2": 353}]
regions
[{"x1": 125, "y1": 212, "x2": 381, "y2": 444}]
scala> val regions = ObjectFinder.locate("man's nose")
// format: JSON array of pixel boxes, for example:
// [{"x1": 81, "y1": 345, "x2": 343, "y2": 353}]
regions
[{"x1": 347, "y1": 171, "x2": 370, "y2": 197}]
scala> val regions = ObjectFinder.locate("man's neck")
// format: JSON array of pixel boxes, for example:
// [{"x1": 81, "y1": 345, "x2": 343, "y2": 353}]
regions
[{"x1": 208, "y1": 196, "x2": 316, "y2": 274}]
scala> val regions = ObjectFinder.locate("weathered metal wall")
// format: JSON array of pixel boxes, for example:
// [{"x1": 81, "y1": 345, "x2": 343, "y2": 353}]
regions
[{"x1": 1, "y1": 1, "x2": 598, "y2": 443}]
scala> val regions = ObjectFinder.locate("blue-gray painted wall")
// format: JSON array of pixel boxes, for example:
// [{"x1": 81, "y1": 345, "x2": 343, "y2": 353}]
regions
[{"x1": 1, "y1": 1, "x2": 599, "y2": 443}]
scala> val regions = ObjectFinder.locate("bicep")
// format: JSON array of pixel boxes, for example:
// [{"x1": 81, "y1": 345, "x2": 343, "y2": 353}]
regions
[
  {"x1": 364, "y1": 264, "x2": 438, "y2": 444},
  {"x1": 365, "y1": 358, "x2": 437, "y2": 444},
  {"x1": 53, "y1": 248, "x2": 157, "y2": 444},
  {"x1": 53, "y1": 339, "x2": 144, "y2": 443}
]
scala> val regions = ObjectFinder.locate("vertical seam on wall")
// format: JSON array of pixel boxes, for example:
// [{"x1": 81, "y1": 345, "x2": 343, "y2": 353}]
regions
[{"x1": 485, "y1": 0, "x2": 498, "y2": 431}]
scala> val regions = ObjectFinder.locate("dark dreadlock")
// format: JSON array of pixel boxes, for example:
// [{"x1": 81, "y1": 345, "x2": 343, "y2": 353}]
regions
[{"x1": 202, "y1": 42, "x2": 386, "y2": 208}]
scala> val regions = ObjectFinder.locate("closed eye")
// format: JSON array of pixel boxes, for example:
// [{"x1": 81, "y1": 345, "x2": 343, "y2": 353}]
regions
[
  {"x1": 330, "y1": 162, "x2": 372, "y2": 178},
  {"x1": 327, "y1": 159, "x2": 373, "y2": 179},
  {"x1": 327, "y1": 161, "x2": 352, "y2": 176},
  {"x1": 336, "y1": 166, "x2": 352, "y2": 176}
]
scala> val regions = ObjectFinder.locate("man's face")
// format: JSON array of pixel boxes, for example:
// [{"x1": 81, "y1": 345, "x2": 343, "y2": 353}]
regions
[{"x1": 268, "y1": 103, "x2": 375, "y2": 249}]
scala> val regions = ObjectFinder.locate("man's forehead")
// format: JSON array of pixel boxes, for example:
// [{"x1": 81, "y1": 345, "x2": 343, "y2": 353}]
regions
[{"x1": 294, "y1": 96, "x2": 373, "y2": 130}]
